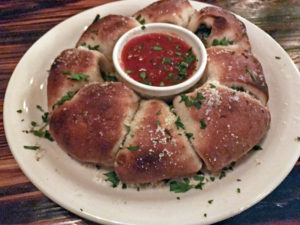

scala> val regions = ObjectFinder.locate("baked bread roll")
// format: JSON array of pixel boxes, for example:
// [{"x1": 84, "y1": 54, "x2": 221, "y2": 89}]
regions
[
  {"x1": 133, "y1": 0, "x2": 195, "y2": 28},
  {"x1": 49, "y1": 82, "x2": 139, "y2": 167},
  {"x1": 115, "y1": 100, "x2": 202, "y2": 183},
  {"x1": 206, "y1": 46, "x2": 268, "y2": 105},
  {"x1": 76, "y1": 15, "x2": 139, "y2": 62},
  {"x1": 188, "y1": 7, "x2": 251, "y2": 50},
  {"x1": 47, "y1": 48, "x2": 112, "y2": 111},
  {"x1": 173, "y1": 83, "x2": 270, "y2": 172}
]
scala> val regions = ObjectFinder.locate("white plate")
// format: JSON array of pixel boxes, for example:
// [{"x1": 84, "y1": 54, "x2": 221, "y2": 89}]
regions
[{"x1": 4, "y1": 1, "x2": 300, "y2": 225}]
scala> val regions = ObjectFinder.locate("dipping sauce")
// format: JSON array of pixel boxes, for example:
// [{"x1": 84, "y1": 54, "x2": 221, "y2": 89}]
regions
[{"x1": 121, "y1": 33, "x2": 197, "y2": 87}]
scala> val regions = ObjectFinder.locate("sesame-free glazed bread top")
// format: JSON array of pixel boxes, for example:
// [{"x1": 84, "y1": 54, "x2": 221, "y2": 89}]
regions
[
  {"x1": 115, "y1": 100, "x2": 202, "y2": 183},
  {"x1": 76, "y1": 15, "x2": 139, "y2": 62},
  {"x1": 47, "y1": 48, "x2": 113, "y2": 111},
  {"x1": 49, "y1": 82, "x2": 139, "y2": 167},
  {"x1": 205, "y1": 46, "x2": 269, "y2": 105},
  {"x1": 133, "y1": 0, "x2": 195, "y2": 28},
  {"x1": 188, "y1": 7, "x2": 251, "y2": 50},
  {"x1": 173, "y1": 83, "x2": 270, "y2": 172}
]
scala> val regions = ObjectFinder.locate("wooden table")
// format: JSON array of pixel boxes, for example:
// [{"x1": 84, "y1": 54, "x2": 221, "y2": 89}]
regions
[{"x1": 1, "y1": 0, "x2": 299, "y2": 224}]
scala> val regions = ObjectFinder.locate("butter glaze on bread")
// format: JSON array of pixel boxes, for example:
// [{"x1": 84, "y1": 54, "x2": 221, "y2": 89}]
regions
[
  {"x1": 76, "y1": 15, "x2": 139, "y2": 62},
  {"x1": 47, "y1": 48, "x2": 112, "y2": 111},
  {"x1": 115, "y1": 100, "x2": 202, "y2": 183},
  {"x1": 133, "y1": 0, "x2": 195, "y2": 28},
  {"x1": 206, "y1": 46, "x2": 268, "y2": 105},
  {"x1": 188, "y1": 7, "x2": 251, "y2": 50},
  {"x1": 49, "y1": 82, "x2": 139, "y2": 167},
  {"x1": 173, "y1": 83, "x2": 270, "y2": 171}
]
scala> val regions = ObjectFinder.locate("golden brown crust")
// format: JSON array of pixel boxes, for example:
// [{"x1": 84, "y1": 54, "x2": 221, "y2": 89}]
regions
[
  {"x1": 133, "y1": 0, "x2": 195, "y2": 28},
  {"x1": 173, "y1": 83, "x2": 270, "y2": 172},
  {"x1": 188, "y1": 7, "x2": 251, "y2": 50},
  {"x1": 49, "y1": 82, "x2": 139, "y2": 167},
  {"x1": 76, "y1": 15, "x2": 139, "y2": 61},
  {"x1": 47, "y1": 48, "x2": 111, "y2": 111},
  {"x1": 206, "y1": 46, "x2": 268, "y2": 105},
  {"x1": 115, "y1": 100, "x2": 202, "y2": 184}
]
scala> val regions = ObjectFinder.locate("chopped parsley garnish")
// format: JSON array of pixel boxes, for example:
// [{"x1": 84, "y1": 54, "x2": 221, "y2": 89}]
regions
[
  {"x1": 136, "y1": 14, "x2": 145, "y2": 25},
  {"x1": 180, "y1": 93, "x2": 205, "y2": 109},
  {"x1": 176, "y1": 45, "x2": 180, "y2": 50},
  {"x1": 176, "y1": 197, "x2": 180, "y2": 200},
  {"x1": 245, "y1": 65, "x2": 256, "y2": 82},
  {"x1": 90, "y1": 29, "x2": 98, "y2": 35},
  {"x1": 212, "y1": 37, "x2": 233, "y2": 46},
  {"x1": 159, "y1": 82, "x2": 165, "y2": 86},
  {"x1": 128, "y1": 145, "x2": 139, "y2": 151},
  {"x1": 170, "y1": 179, "x2": 193, "y2": 193},
  {"x1": 175, "y1": 52, "x2": 182, "y2": 56},
  {"x1": 125, "y1": 125, "x2": 131, "y2": 133},
  {"x1": 36, "y1": 105, "x2": 44, "y2": 112},
  {"x1": 32, "y1": 129, "x2": 53, "y2": 141},
  {"x1": 175, "y1": 116, "x2": 185, "y2": 129},
  {"x1": 42, "y1": 112, "x2": 49, "y2": 123},
  {"x1": 31, "y1": 121, "x2": 37, "y2": 127},
  {"x1": 104, "y1": 171, "x2": 120, "y2": 188},
  {"x1": 102, "y1": 72, "x2": 118, "y2": 82},
  {"x1": 88, "y1": 45, "x2": 99, "y2": 51},
  {"x1": 167, "y1": 36, "x2": 173, "y2": 41},
  {"x1": 140, "y1": 71, "x2": 147, "y2": 79},
  {"x1": 92, "y1": 14, "x2": 100, "y2": 24},
  {"x1": 125, "y1": 70, "x2": 132, "y2": 74},
  {"x1": 204, "y1": 213, "x2": 207, "y2": 217},
  {"x1": 200, "y1": 119, "x2": 206, "y2": 129},
  {"x1": 219, "y1": 170, "x2": 226, "y2": 179},
  {"x1": 152, "y1": 46, "x2": 162, "y2": 51},
  {"x1": 44, "y1": 130, "x2": 54, "y2": 141},
  {"x1": 275, "y1": 56, "x2": 281, "y2": 59},
  {"x1": 162, "y1": 57, "x2": 171, "y2": 64},
  {"x1": 193, "y1": 175, "x2": 205, "y2": 189},
  {"x1": 237, "y1": 188, "x2": 241, "y2": 193},
  {"x1": 185, "y1": 132, "x2": 193, "y2": 140},
  {"x1": 80, "y1": 42, "x2": 86, "y2": 46},
  {"x1": 62, "y1": 71, "x2": 89, "y2": 81},
  {"x1": 122, "y1": 183, "x2": 127, "y2": 189},
  {"x1": 24, "y1": 145, "x2": 39, "y2": 150},
  {"x1": 141, "y1": 25, "x2": 146, "y2": 30},
  {"x1": 231, "y1": 85, "x2": 246, "y2": 92},
  {"x1": 210, "y1": 177, "x2": 215, "y2": 182},
  {"x1": 52, "y1": 90, "x2": 78, "y2": 110},
  {"x1": 208, "y1": 200, "x2": 213, "y2": 204},
  {"x1": 209, "y1": 83, "x2": 216, "y2": 88},
  {"x1": 156, "y1": 109, "x2": 161, "y2": 115},
  {"x1": 252, "y1": 145, "x2": 263, "y2": 151},
  {"x1": 17, "y1": 109, "x2": 22, "y2": 113},
  {"x1": 156, "y1": 120, "x2": 160, "y2": 125}
]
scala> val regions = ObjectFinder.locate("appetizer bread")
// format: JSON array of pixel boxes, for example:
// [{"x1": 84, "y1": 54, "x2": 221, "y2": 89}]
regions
[{"x1": 47, "y1": 0, "x2": 271, "y2": 184}]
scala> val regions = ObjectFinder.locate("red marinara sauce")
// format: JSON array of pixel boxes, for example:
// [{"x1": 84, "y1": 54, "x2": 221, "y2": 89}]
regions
[{"x1": 121, "y1": 33, "x2": 197, "y2": 87}]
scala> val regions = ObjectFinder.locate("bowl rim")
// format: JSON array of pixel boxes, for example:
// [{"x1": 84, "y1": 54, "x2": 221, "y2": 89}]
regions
[{"x1": 112, "y1": 23, "x2": 207, "y2": 94}]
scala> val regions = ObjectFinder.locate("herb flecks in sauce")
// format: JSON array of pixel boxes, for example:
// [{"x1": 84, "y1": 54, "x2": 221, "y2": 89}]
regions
[{"x1": 121, "y1": 33, "x2": 197, "y2": 86}]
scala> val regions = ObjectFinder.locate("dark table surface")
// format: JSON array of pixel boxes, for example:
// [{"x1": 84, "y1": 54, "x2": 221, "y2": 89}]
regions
[{"x1": 0, "y1": 0, "x2": 300, "y2": 224}]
